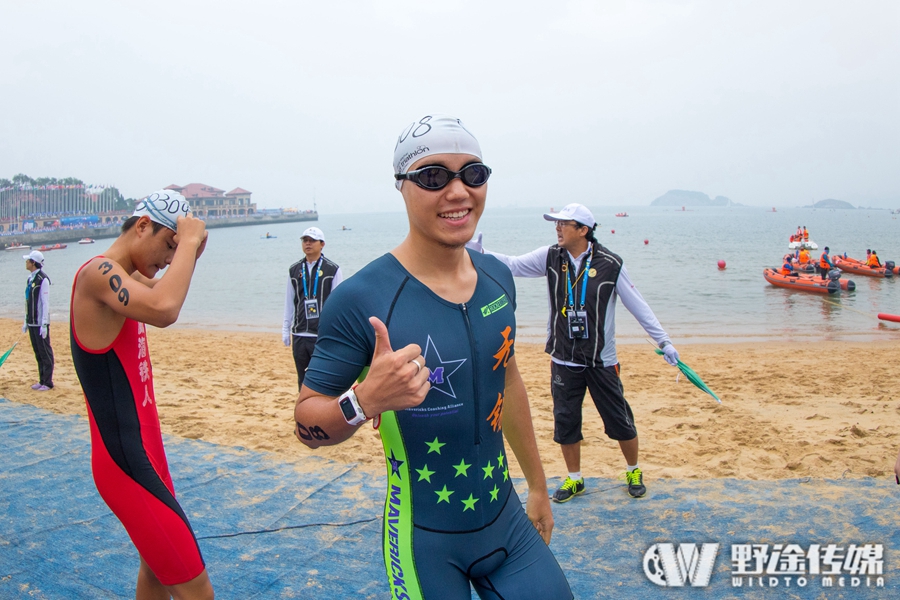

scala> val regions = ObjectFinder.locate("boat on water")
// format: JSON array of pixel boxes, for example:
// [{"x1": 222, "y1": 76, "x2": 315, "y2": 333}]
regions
[
  {"x1": 790, "y1": 262, "x2": 816, "y2": 274},
  {"x1": 5, "y1": 244, "x2": 30, "y2": 251},
  {"x1": 788, "y1": 239, "x2": 818, "y2": 250},
  {"x1": 763, "y1": 268, "x2": 855, "y2": 294},
  {"x1": 615, "y1": 212, "x2": 628, "y2": 217},
  {"x1": 78, "y1": 238, "x2": 95, "y2": 244},
  {"x1": 832, "y1": 255, "x2": 896, "y2": 278},
  {"x1": 38, "y1": 243, "x2": 68, "y2": 251}
]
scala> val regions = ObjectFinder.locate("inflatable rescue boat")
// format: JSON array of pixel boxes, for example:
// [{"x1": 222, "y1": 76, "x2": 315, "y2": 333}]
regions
[
  {"x1": 763, "y1": 268, "x2": 855, "y2": 294},
  {"x1": 832, "y1": 256, "x2": 894, "y2": 278}
]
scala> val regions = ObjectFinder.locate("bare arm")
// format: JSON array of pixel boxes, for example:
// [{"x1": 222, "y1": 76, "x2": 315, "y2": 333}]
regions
[
  {"x1": 77, "y1": 215, "x2": 207, "y2": 328},
  {"x1": 293, "y1": 316, "x2": 430, "y2": 448},
  {"x1": 502, "y1": 355, "x2": 553, "y2": 544}
]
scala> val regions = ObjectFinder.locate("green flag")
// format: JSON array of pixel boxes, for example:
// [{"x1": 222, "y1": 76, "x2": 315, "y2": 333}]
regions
[
  {"x1": 654, "y1": 348, "x2": 721, "y2": 403},
  {"x1": 0, "y1": 342, "x2": 18, "y2": 369}
]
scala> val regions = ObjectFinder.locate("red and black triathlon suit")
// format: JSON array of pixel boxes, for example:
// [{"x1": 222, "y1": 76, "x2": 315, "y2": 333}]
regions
[{"x1": 70, "y1": 259, "x2": 204, "y2": 586}]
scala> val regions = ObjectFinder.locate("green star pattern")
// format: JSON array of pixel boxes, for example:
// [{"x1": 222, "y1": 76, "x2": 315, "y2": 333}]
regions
[
  {"x1": 425, "y1": 437, "x2": 446, "y2": 454},
  {"x1": 416, "y1": 451, "x2": 509, "y2": 511},
  {"x1": 435, "y1": 485, "x2": 454, "y2": 504},
  {"x1": 416, "y1": 464, "x2": 435, "y2": 483},
  {"x1": 453, "y1": 459, "x2": 472, "y2": 477}
]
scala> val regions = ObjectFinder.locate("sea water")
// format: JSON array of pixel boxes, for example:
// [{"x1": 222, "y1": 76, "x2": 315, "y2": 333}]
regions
[{"x1": 1, "y1": 205, "x2": 898, "y2": 344}]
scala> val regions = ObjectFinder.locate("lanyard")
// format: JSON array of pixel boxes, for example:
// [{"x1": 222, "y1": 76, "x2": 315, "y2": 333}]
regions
[
  {"x1": 565, "y1": 244, "x2": 592, "y2": 310},
  {"x1": 25, "y1": 272, "x2": 37, "y2": 301},
  {"x1": 301, "y1": 257, "x2": 322, "y2": 300}
]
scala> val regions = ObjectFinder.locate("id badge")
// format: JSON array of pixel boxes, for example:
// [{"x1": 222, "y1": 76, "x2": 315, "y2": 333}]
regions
[
  {"x1": 567, "y1": 310, "x2": 589, "y2": 340},
  {"x1": 304, "y1": 299, "x2": 319, "y2": 320}
]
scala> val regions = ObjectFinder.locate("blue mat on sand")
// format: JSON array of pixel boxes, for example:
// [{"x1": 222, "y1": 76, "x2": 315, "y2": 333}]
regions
[{"x1": 1, "y1": 397, "x2": 897, "y2": 599}]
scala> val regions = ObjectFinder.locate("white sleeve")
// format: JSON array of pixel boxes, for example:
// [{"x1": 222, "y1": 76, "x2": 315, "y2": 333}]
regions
[
  {"x1": 39, "y1": 278, "x2": 50, "y2": 326},
  {"x1": 616, "y1": 265, "x2": 670, "y2": 345},
  {"x1": 484, "y1": 246, "x2": 551, "y2": 278},
  {"x1": 283, "y1": 278, "x2": 295, "y2": 336},
  {"x1": 331, "y1": 267, "x2": 344, "y2": 290}
]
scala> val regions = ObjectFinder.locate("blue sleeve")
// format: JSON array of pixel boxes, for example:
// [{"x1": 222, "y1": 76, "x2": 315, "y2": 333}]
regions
[{"x1": 303, "y1": 279, "x2": 377, "y2": 397}]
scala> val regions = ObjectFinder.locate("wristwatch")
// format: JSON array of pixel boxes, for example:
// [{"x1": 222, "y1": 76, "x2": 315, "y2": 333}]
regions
[{"x1": 338, "y1": 387, "x2": 367, "y2": 426}]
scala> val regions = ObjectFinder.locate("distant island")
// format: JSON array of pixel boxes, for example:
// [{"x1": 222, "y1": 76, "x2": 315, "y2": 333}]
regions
[
  {"x1": 804, "y1": 198, "x2": 855, "y2": 209},
  {"x1": 650, "y1": 190, "x2": 739, "y2": 207}
]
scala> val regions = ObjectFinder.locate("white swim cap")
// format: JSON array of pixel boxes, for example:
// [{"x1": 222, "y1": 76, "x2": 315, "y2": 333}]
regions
[
  {"x1": 133, "y1": 190, "x2": 191, "y2": 231},
  {"x1": 392, "y1": 114, "x2": 482, "y2": 190}
]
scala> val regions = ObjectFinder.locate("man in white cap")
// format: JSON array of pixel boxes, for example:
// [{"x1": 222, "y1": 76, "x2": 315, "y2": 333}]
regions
[
  {"x1": 282, "y1": 226, "x2": 343, "y2": 391},
  {"x1": 23, "y1": 250, "x2": 54, "y2": 391},
  {"x1": 294, "y1": 114, "x2": 571, "y2": 599},
  {"x1": 69, "y1": 190, "x2": 214, "y2": 599},
  {"x1": 475, "y1": 203, "x2": 680, "y2": 501}
]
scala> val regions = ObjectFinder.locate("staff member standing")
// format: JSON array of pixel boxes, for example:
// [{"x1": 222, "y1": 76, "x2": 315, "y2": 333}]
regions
[
  {"x1": 23, "y1": 250, "x2": 54, "y2": 391},
  {"x1": 480, "y1": 203, "x2": 680, "y2": 501},
  {"x1": 283, "y1": 227, "x2": 342, "y2": 390}
]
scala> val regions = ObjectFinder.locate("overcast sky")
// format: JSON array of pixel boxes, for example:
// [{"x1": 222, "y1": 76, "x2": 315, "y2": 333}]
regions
[{"x1": 2, "y1": 1, "x2": 898, "y2": 213}]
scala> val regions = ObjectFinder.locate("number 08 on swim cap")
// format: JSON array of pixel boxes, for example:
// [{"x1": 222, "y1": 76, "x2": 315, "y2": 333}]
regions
[
  {"x1": 393, "y1": 114, "x2": 482, "y2": 190},
  {"x1": 133, "y1": 190, "x2": 192, "y2": 231}
]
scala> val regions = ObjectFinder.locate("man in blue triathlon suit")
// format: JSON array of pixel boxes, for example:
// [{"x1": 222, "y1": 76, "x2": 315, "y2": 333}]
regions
[{"x1": 294, "y1": 114, "x2": 572, "y2": 600}]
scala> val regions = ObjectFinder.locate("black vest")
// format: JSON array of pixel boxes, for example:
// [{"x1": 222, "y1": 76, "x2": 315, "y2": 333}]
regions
[
  {"x1": 545, "y1": 243, "x2": 622, "y2": 367},
  {"x1": 289, "y1": 256, "x2": 339, "y2": 335},
  {"x1": 26, "y1": 270, "x2": 50, "y2": 325}
]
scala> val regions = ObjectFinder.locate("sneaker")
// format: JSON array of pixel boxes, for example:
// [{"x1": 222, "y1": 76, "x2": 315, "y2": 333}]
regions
[
  {"x1": 35, "y1": 385, "x2": 51, "y2": 392},
  {"x1": 31, "y1": 383, "x2": 42, "y2": 390},
  {"x1": 552, "y1": 477, "x2": 585, "y2": 503},
  {"x1": 625, "y1": 468, "x2": 646, "y2": 498}
]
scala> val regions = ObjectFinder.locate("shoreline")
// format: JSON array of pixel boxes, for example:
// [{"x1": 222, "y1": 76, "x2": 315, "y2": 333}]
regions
[{"x1": 2, "y1": 317, "x2": 897, "y2": 483}]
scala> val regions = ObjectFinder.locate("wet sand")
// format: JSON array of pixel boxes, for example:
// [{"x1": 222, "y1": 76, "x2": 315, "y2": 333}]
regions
[{"x1": 2, "y1": 317, "x2": 898, "y2": 482}]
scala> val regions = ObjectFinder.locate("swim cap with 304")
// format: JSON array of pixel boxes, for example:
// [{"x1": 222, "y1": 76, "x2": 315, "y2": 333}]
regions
[
  {"x1": 133, "y1": 191, "x2": 191, "y2": 231},
  {"x1": 392, "y1": 114, "x2": 482, "y2": 190}
]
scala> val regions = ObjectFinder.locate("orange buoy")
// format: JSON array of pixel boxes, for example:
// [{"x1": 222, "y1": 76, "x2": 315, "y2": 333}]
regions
[
  {"x1": 717, "y1": 260, "x2": 726, "y2": 270},
  {"x1": 878, "y1": 313, "x2": 900, "y2": 323}
]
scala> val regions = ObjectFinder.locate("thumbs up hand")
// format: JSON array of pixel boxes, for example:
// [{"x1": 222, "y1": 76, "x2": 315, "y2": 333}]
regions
[{"x1": 354, "y1": 316, "x2": 430, "y2": 417}]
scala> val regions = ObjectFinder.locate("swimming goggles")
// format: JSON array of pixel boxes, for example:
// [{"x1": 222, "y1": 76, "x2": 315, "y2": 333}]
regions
[{"x1": 395, "y1": 163, "x2": 492, "y2": 191}]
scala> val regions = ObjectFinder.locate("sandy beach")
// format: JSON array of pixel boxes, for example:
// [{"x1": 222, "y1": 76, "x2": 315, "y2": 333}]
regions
[{"x1": 2, "y1": 317, "x2": 897, "y2": 482}]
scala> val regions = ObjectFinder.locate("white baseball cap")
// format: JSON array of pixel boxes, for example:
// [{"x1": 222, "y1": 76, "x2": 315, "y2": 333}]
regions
[
  {"x1": 543, "y1": 203, "x2": 596, "y2": 229},
  {"x1": 23, "y1": 250, "x2": 45, "y2": 264},
  {"x1": 301, "y1": 227, "x2": 325, "y2": 242}
]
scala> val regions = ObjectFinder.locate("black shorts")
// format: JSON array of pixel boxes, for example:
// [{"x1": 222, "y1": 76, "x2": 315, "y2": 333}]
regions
[
  {"x1": 291, "y1": 335, "x2": 317, "y2": 390},
  {"x1": 550, "y1": 361, "x2": 637, "y2": 444}
]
